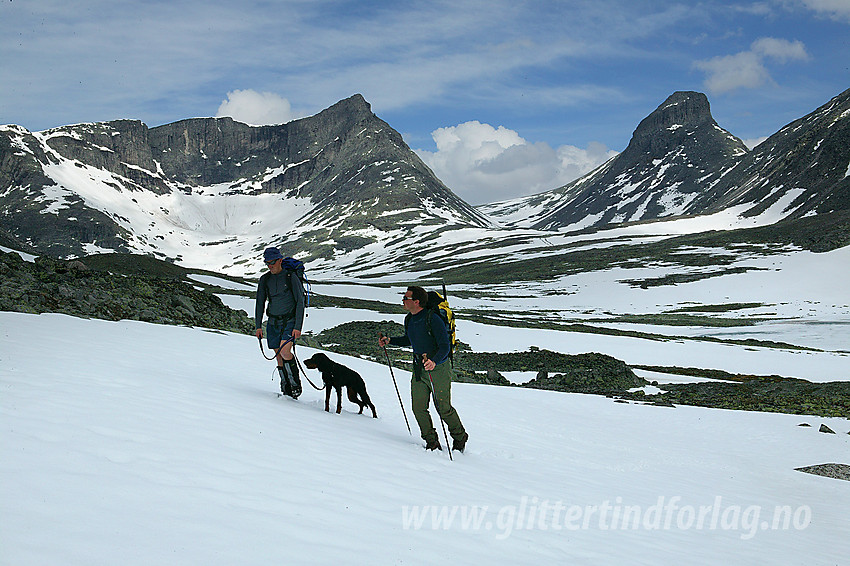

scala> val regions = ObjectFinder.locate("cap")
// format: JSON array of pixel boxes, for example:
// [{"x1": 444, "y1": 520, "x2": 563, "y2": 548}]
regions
[{"x1": 263, "y1": 247, "x2": 284, "y2": 263}]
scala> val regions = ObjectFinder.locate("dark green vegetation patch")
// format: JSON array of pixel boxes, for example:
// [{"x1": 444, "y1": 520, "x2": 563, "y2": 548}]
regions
[{"x1": 302, "y1": 320, "x2": 849, "y2": 418}]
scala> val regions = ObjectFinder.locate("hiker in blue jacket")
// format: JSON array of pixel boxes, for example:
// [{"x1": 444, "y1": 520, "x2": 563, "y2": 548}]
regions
[
  {"x1": 379, "y1": 285, "x2": 468, "y2": 452},
  {"x1": 256, "y1": 247, "x2": 305, "y2": 398}
]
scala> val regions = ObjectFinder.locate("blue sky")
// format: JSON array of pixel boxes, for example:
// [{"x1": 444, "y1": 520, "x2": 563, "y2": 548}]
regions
[{"x1": 1, "y1": 0, "x2": 848, "y2": 204}]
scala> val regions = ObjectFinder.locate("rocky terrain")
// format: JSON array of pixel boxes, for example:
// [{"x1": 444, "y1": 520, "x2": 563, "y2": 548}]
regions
[
  {"x1": 617, "y1": 378, "x2": 850, "y2": 418},
  {"x1": 0, "y1": 251, "x2": 253, "y2": 334}
]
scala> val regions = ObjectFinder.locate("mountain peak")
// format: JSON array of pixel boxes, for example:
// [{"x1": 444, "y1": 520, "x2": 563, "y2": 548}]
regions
[
  {"x1": 483, "y1": 91, "x2": 748, "y2": 231},
  {"x1": 313, "y1": 93, "x2": 373, "y2": 124},
  {"x1": 634, "y1": 91, "x2": 712, "y2": 136},
  {"x1": 337, "y1": 93, "x2": 371, "y2": 113}
]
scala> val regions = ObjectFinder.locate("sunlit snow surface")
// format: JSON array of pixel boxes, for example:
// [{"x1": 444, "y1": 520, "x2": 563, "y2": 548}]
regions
[{"x1": 1, "y1": 312, "x2": 848, "y2": 565}]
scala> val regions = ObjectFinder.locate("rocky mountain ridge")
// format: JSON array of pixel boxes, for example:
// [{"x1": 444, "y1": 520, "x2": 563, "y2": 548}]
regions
[
  {"x1": 1, "y1": 95, "x2": 489, "y2": 275},
  {"x1": 481, "y1": 88, "x2": 850, "y2": 232},
  {"x1": 2, "y1": 89, "x2": 849, "y2": 280},
  {"x1": 693, "y1": 87, "x2": 850, "y2": 218}
]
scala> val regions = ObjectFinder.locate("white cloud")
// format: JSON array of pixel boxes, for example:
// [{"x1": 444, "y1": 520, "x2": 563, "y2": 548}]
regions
[
  {"x1": 415, "y1": 121, "x2": 617, "y2": 205},
  {"x1": 694, "y1": 51, "x2": 771, "y2": 93},
  {"x1": 750, "y1": 37, "x2": 809, "y2": 62},
  {"x1": 734, "y1": 2, "x2": 774, "y2": 16},
  {"x1": 793, "y1": 0, "x2": 850, "y2": 22},
  {"x1": 215, "y1": 90, "x2": 300, "y2": 126},
  {"x1": 694, "y1": 37, "x2": 809, "y2": 94}
]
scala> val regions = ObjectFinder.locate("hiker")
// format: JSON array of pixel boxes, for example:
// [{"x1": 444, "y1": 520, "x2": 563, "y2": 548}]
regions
[
  {"x1": 256, "y1": 247, "x2": 305, "y2": 398},
  {"x1": 379, "y1": 285, "x2": 468, "y2": 452}
]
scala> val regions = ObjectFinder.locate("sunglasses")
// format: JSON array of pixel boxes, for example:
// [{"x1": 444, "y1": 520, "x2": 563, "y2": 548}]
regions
[{"x1": 402, "y1": 296, "x2": 414, "y2": 303}]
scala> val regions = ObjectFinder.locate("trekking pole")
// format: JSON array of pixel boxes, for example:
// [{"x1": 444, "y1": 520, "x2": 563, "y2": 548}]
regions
[
  {"x1": 379, "y1": 332, "x2": 411, "y2": 435},
  {"x1": 422, "y1": 354, "x2": 452, "y2": 461}
]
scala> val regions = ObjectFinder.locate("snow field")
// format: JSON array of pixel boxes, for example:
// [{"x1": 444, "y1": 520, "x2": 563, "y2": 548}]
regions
[{"x1": 2, "y1": 312, "x2": 848, "y2": 565}]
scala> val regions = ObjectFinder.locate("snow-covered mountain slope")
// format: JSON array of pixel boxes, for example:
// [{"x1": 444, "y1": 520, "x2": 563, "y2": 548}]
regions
[
  {"x1": 2, "y1": 312, "x2": 848, "y2": 565},
  {"x1": 0, "y1": 95, "x2": 491, "y2": 276},
  {"x1": 693, "y1": 87, "x2": 850, "y2": 218},
  {"x1": 480, "y1": 89, "x2": 850, "y2": 233},
  {"x1": 4, "y1": 90, "x2": 850, "y2": 283},
  {"x1": 480, "y1": 91, "x2": 748, "y2": 231}
]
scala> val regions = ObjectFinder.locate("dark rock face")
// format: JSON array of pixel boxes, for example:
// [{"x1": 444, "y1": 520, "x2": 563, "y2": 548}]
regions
[
  {"x1": 694, "y1": 88, "x2": 850, "y2": 219},
  {"x1": 43, "y1": 120, "x2": 159, "y2": 182},
  {"x1": 629, "y1": 91, "x2": 718, "y2": 153}
]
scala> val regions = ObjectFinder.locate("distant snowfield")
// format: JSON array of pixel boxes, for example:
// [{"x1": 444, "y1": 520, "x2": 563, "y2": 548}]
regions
[
  {"x1": 8, "y1": 237, "x2": 845, "y2": 380},
  {"x1": 433, "y1": 243, "x2": 850, "y2": 336},
  {"x1": 218, "y1": 243, "x2": 850, "y2": 382},
  {"x1": 1, "y1": 312, "x2": 848, "y2": 565}
]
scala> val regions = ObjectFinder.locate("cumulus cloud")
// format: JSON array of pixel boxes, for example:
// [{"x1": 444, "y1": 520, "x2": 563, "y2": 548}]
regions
[
  {"x1": 215, "y1": 90, "x2": 300, "y2": 126},
  {"x1": 415, "y1": 121, "x2": 617, "y2": 205},
  {"x1": 694, "y1": 37, "x2": 809, "y2": 94}
]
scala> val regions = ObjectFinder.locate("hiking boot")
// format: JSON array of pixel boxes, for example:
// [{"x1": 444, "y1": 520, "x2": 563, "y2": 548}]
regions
[
  {"x1": 278, "y1": 367, "x2": 292, "y2": 397},
  {"x1": 424, "y1": 438, "x2": 442, "y2": 451},
  {"x1": 278, "y1": 362, "x2": 301, "y2": 399},
  {"x1": 452, "y1": 432, "x2": 469, "y2": 453},
  {"x1": 289, "y1": 375, "x2": 302, "y2": 398},
  {"x1": 286, "y1": 359, "x2": 302, "y2": 399}
]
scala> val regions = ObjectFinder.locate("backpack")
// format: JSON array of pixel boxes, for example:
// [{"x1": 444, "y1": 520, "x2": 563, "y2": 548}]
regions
[
  {"x1": 264, "y1": 257, "x2": 312, "y2": 312},
  {"x1": 406, "y1": 286, "x2": 456, "y2": 365}
]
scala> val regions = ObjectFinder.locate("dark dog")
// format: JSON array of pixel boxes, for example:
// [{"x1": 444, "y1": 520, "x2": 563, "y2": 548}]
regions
[{"x1": 303, "y1": 353, "x2": 377, "y2": 418}]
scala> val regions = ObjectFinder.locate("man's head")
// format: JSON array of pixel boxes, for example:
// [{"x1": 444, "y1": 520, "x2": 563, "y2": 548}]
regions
[
  {"x1": 402, "y1": 285, "x2": 428, "y2": 313},
  {"x1": 264, "y1": 247, "x2": 284, "y2": 273},
  {"x1": 264, "y1": 247, "x2": 284, "y2": 263}
]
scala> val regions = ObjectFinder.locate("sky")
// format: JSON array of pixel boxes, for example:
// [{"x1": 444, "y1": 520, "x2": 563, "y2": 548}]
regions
[{"x1": 1, "y1": 1, "x2": 848, "y2": 205}]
